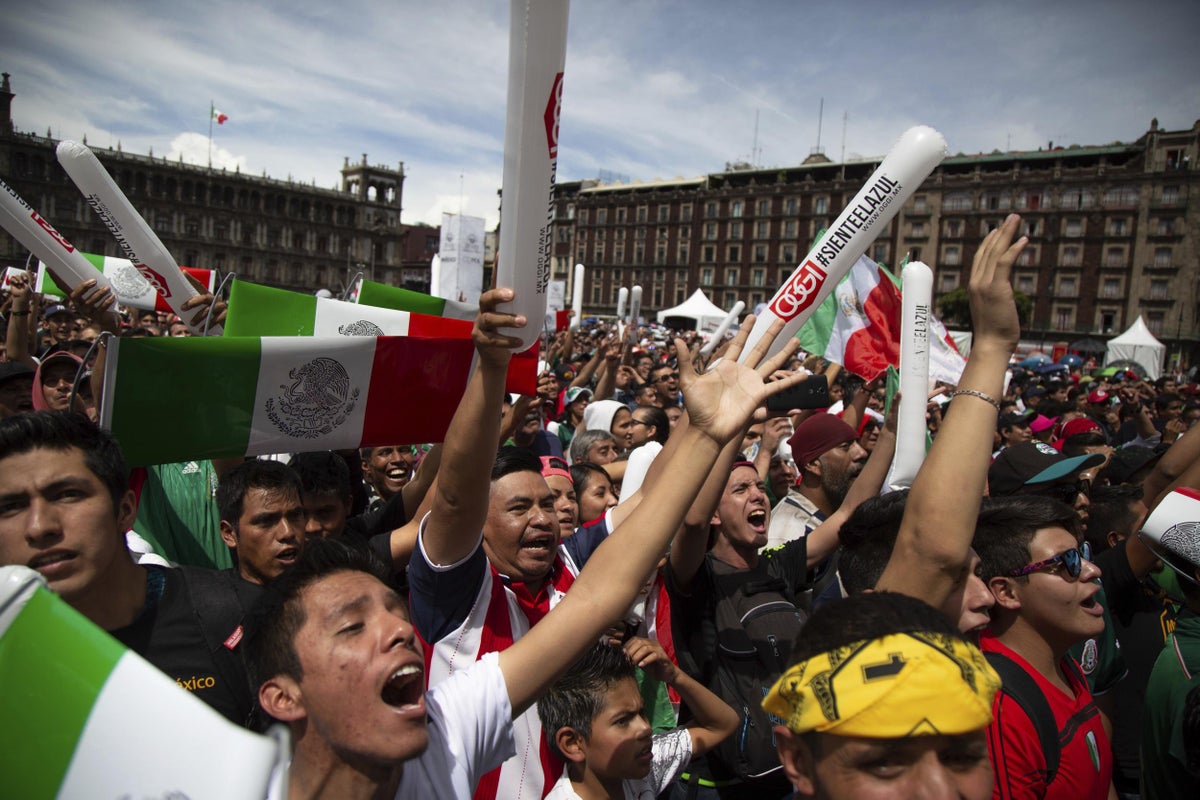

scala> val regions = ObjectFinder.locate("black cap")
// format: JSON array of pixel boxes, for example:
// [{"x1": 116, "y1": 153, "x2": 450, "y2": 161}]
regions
[
  {"x1": 1100, "y1": 444, "x2": 1168, "y2": 486},
  {"x1": 0, "y1": 361, "x2": 34, "y2": 387},
  {"x1": 997, "y1": 410, "x2": 1036, "y2": 431},
  {"x1": 988, "y1": 441, "x2": 1106, "y2": 496}
]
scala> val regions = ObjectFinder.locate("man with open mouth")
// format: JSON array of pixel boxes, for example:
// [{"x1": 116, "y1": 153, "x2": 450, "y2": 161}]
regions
[{"x1": 217, "y1": 459, "x2": 308, "y2": 589}]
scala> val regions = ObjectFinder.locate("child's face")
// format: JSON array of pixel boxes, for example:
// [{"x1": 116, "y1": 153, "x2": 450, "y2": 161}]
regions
[{"x1": 584, "y1": 677, "x2": 654, "y2": 781}]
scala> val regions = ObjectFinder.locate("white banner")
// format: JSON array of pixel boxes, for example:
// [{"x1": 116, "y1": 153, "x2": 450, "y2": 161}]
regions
[{"x1": 438, "y1": 212, "x2": 486, "y2": 307}]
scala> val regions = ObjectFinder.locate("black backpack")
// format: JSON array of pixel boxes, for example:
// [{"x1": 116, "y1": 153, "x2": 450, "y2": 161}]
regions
[
  {"x1": 985, "y1": 651, "x2": 1092, "y2": 786},
  {"x1": 680, "y1": 552, "x2": 807, "y2": 783}
]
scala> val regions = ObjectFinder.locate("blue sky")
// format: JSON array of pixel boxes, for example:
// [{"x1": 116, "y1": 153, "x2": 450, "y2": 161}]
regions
[{"x1": 4, "y1": 0, "x2": 1198, "y2": 228}]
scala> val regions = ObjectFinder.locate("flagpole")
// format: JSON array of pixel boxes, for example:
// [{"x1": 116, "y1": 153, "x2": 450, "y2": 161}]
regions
[{"x1": 207, "y1": 101, "x2": 213, "y2": 170}]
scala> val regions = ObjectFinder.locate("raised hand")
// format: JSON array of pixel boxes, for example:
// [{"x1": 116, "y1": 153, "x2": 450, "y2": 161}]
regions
[
  {"x1": 473, "y1": 287, "x2": 525, "y2": 368},
  {"x1": 677, "y1": 316, "x2": 804, "y2": 446},
  {"x1": 68, "y1": 279, "x2": 120, "y2": 334},
  {"x1": 968, "y1": 213, "x2": 1025, "y2": 349},
  {"x1": 623, "y1": 636, "x2": 678, "y2": 684},
  {"x1": 180, "y1": 271, "x2": 227, "y2": 332}
]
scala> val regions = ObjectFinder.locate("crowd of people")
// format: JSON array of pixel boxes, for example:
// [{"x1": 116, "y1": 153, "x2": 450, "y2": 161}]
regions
[{"x1": 2, "y1": 212, "x2": 1200, "y2": 800}]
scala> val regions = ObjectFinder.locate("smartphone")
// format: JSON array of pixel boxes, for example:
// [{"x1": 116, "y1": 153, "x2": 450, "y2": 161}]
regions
[{"x1": 766, "y1": 374, "x2": 831, "y2": 412}]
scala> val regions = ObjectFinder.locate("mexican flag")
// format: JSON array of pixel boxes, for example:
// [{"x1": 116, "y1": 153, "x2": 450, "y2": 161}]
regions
[
  {"x1": 0, "y1": 566, "x2": 282, "y2": 799},
  {"x1": 100, "y1": 334, "x2": 483, "y2": 466},
  {"x1": 36, "y1": 251, "x2": 216, "y2": 313},
  {"x1": 224, "y1": 280, "x2": 539, "y2": 394},
  {"x1": 798, "y1": 255, "x2": 965, "y2": 384},
  {"x1": 355, "y1": 277, "x2": 477, "y2": 320}
]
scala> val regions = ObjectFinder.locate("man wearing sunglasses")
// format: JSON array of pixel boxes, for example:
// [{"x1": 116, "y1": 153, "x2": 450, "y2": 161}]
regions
[{"x1": 974, "y1": 495, "x2": 1112, "y2": 799}]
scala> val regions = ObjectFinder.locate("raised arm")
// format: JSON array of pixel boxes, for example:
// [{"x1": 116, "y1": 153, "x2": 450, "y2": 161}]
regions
[
  {"x1": 875, "y1": 213, "x2": 1024, "y2": 607},
  {"x1": 420, "y1": 288, "x2": 522, "y2": 566},
  {"x1": 4, "y1": 274, "x2": 38, "y2": 367},
  {"x1": 500, "y1": 318, "x2": 804, "y2": 716}
]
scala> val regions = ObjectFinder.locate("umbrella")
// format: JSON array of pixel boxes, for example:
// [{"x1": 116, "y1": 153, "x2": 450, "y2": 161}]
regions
[
  {"x1": 1069, "y1": 338, "x2": 1107, "y2": 354},
  {"x1": 1019, "y1": 353, "x2": 1051, "y2": 368},
  {"x1": 1105, "y1": 360, "x2": 1147, "y2": 380},
  {"x1": 1035, "y1": 363, "x2": 1070, "y2": 375},
  {"x1": 1057, "y1": 353, "x2": 1083, "y2": 367}
]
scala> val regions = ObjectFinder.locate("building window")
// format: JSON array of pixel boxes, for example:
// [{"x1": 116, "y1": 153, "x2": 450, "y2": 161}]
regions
[
  {"x1": 700, "y1": 267, "x2": 714, "y2": 285},
  {"x1": 655, "y1": 245, "x2": 667, "y2": 265},
  {"x1": 1058, "y1": 276, "x2": 1078, "y2": 297},
  {"x1": 723, "y1": 292, "x2": 738, "y2": 307},
  {"x1": 1103, "y1": 185, "x2": 1139, "y2": 206},
  {"x1": 1146, "y1": 312, "x2": 1165, "y2": 335},
  {"x1": 757, "y1": 199, "x2": 771, "y2": 216},
  {"x1": 910, "y1": 222, "x2": 926, "y2": 237},
  {"x1": 702, "y1": 245, "x2": 715, "y2": 262},
  {"x1": 943, "y1": 193, "x2": 972, "y2": 211},
  {"x1": 1149, "y1": 279, "x2": 1170, "y2": 300},
  {"x1": 678, "y1": 243, "x2": 689, "y2": 263},
  {"x1": 1020, "y1": 190, "x2": 1045, "y2": 210},
  {"x1": 591, "y1": 283, "x2": 602, "y2": 304},
  {"x1": 1104, "y1": 247, "x2": 1125, "y2": 268},
  {"x1": 755, "y1": 220, "x2": 770, "y2": 239},
  {"x1": 635, "y1": 227, "x2": 646, "y2": 240},
  {"x1": 676, "y1": 285, "x2": 687, "y2": 303},
  {"x1": 813, "y1": 195, "x2": 828, "y2": 214},
  {"x1": 1100, "y1": 310, "x2": 1117, "y2": 333},
  {"x1": 1161, "y1": 186, "x2": 1180, "y2": 204},
  {"x1": 753, "y1": 244, "x2": 768, "y2": 262},
  {"x1": 636, "y1": 205, "x2": 648, "y2": 223},
  {"x1": 730, "y1": 200, "x2": 744, "y2": 218},
  {"x1": 1017, "y1": 246, "x2": 1038, "y2": 267},
  {"x1": 597, "y1": 208, "x2": 607, "y2": 224},
  {"x1": 942, "y1": 245, "x2": 961, "y2": 265},
  {"x1": 704, "y1": 222, "x2": 718, "y2": 240},
  {"x1": 783, "y1": 219, "x2": 797, "y2": 238},
  {"x1": 727, "y1": 245, "x2": 741, "y2": 262},
  {"x1": 1053, "y1": 306, "x2": 1074, "y2": 330},
  {"x1": 781, "y1": 244, "x2": 797, "y2": 263},
  {"x1": 578, "y1": 209, "x2": 588, "y2": 225},
  {"x1": 751, "y1": 268, "x2": 766, "y2": 287},
  {"x1": 594, "y1": 242, "x2": 605, "y2": 262},
  {"x1": 705, "y1": 201, "x2": 719, "y2": 218},
  {"x1": 1156, "y1": 217, "x2": 1177, "y2": 236},
  {"x1": 657, "y1": 205, "x2": 670, "y2": 222},
  {"x1": 680, "y1": 203, "x2": 693, "y2": 222},
  {"x1": 1107, "y1": 217, "x2": 1128, "y2": 236},
  {"x1": 1062, "y1": 246, "x2": 1082, "y2": 267},
  {"x1": 729, "y1": 221, "x2": 743, "y2": 239},
  {"x1": 1154, "y1": 247, "x2": 1172, "y2": 267},
  {"x1": 1060, "y1": 188, "x2": 1094, "y2": 210},
  {"x1": 912, "y1": 194, "x2": 928, "y2": 213},
  {"x1": 1064, "y1": 218, "x2": 1084, "y2": 237},
  {"x1": 725, "y1": 267, "x2": 740, "y2": 285},
  {"x1": 939, "y1": 272, "x2": 959, "y2": 293},
  {"x1": 784, "y1": 197, "x2": 798, "y2": 215},
  {"x1": 910, "y1": 247, "x2": 922, "y2": 262},
  {"x1": 1023, "y1": 219, "x2": 1040, "y2": 237},
  {"x1": 653, "y1": 287, "x2": 663, "y2": 306},
  {"x1": 872, "y1": 243, "x2": 888, "y2": 263},
  {"x1": 944, "y1": 219, "x2": 964, "y2": 237},
  {"x1": 1016, "y1": 274, "x2": 1035, "y2": 295},
  {"x1": 634, "y1": 244, "x2": 645, "y2": 263},
  {"x1": 1101, "y1": 278, "x2": 1121, "y2": 299},
  {"x1": 614, "y1": 244, "x2": 624, "y2": 264},
  {"x1": 617, "y1": 207, "x2": 627, "y2": 223}
]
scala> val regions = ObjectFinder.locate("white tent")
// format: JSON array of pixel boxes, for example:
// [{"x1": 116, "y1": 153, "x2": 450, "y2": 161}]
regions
[
  {"x1": 1104, "y1": 315, "x2": 1166, "y2": 380},
  {"x1": 656, "y1": 289, "x2": 730, "y2": 332}
]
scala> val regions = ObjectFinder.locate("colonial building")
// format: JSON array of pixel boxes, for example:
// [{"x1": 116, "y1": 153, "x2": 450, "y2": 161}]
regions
[
  {"x1": 551, "y1": 119, "x2": 1200, "y2": 366},
  {"x1": 0, "y1": 72, "x2": 437, "y2": 296}
]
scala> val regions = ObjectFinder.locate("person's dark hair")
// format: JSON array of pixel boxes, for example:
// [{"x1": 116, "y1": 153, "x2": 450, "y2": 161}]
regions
[
  {"x1": 1061, "y1": 431, "x2": 1106, "y2": 456},
  {"x1": 0, "y1": 411, "x2": 127, "y2": 509},
  {"x1": 837, "y1": 490, "x2": 910, "y2": 595},
  {"x1": 217, "y1": 459, "x2": 303, "y2": 525},
  {"x1": 570, "y1": 462, "x2": 613, "y2": 497},
  {"x1": 245, "y1": 537, "x2": 393, "y2": 692},
  {"x1": 1154, "y1": 392, "x2": 1183, "y2": 413},
  {"x1": 973, "y1": 495, "x2": 1080, "y2": 582},
  {"x1": 289, "y1": 450, "x2": 352, "y2": 498},
  {"x1": 537, "y1": 642, "x2": 635, "y2": 760},
  {"x1": 1067, "y1": 385, "x2": 1087, "y2": 402},
  {"x1": 634, "y1": 405, "x2": 670, "y2": 445},
  {"x1": 789, "y1": 591, "x2": 964, "y2": 666},
  {"x1": 492, "y1": 445, "x2": 542, "y2": 482},
  {"x1": 1038, "y1": 399, "x2": 1072, "y2": 419},
  {"x1": 569, "y1": 429, "x2": 617, "y2": 465},
  {"x1": 1085, "y1": 484, "x2": 1144, "y2": 553}
]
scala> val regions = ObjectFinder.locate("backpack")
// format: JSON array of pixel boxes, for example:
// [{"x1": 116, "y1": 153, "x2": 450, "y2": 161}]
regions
[
  {"x1": 985, "y1": 651, "x2": 1089, "y2": 786},
  {"x1": 680, "y1": 552, "x2": 807, "y2": 783}
]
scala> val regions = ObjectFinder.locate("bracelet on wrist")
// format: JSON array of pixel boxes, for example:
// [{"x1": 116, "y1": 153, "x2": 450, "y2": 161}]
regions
[
  {"x1": 949, "y1": 388, "x2": 1000, "y2": 411},
  {"x1": 10, "y1": 309, "x2": 29, "y2": 317}
]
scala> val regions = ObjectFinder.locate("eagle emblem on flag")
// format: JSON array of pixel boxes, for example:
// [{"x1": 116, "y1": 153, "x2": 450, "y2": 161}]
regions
[{"x1": 265, "y1": 357, "x2": 360, "y2": 438}]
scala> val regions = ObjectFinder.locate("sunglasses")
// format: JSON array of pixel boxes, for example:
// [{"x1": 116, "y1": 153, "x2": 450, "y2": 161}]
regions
[
  {"x1": 1009, "y1": 541, "x2": 1093, "y2": 581},
  {"x1": 654, "y1": 372, "x2": 680, "y2": 383},
  {"x1": 1027, "y1": 478, "x2": 1091, "y2": 505}
]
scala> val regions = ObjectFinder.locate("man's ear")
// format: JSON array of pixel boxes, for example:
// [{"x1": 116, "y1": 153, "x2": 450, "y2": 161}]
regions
[
  {"x1": 219, "y1": 520, "x2": 239, "y2": 550},
  {"x1": 774, "y1": 726, "x2": 816, "y2": 796},
  {"x1": 115, "y1": 488, "x2": 138, "y2": 533},
  {"x1": 554, "y1": 726, "x2": 588, "y2": 765},
  {"x1": 1106, "y1": 530, "x2": 1124, "y2": 550},
  {"x1": 989, "y1": 576, "x2": 1021, "y2": 611},
  {"x1": 803, "y1": 459, "x2": 822, "y2": 480},
  {"x1": 259, "y1": 675, "x2": 306, "y2": 723}
]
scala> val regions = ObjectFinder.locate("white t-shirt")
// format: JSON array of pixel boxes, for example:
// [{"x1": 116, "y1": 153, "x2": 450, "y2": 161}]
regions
[
  {"x1": 395, "y1": 652, "x2": 516, "y2": 799},
  {"x1": 544, "y1": 728, "x2": 693, "y2": 800}
]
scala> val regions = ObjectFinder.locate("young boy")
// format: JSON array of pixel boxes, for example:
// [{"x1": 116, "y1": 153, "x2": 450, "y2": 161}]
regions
[{"x1": 540, "y1": 636, "x2": 737, "y2": 800}]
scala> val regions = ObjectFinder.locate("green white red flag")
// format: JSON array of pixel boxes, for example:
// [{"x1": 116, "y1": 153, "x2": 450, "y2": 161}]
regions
[
  {"x1": 35, "y1": 251, "x2": 216, "y2": 313},
  {"x1": 798, "y1": 255, "x2": 965, "y2": 383},
  {"x1": 223, "y1": 280, "x2": 539, "y2": 394},
  {"x1": 0, "y1": 566, "x2": 282, "y2": 798}
]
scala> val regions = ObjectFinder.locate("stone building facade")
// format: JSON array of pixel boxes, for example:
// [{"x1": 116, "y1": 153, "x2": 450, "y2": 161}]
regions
[
  {"x1": 0, "y1": 73, "x2": 437, "y2": 297},
  {"x1": 551, "y1": 119, "x2": 1200, "y2": 366}
]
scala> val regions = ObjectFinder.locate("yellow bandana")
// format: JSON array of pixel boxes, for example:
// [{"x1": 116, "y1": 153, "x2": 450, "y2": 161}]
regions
[{"x1": 762, "y1": 631, "x2": 1001, "y2": 737}]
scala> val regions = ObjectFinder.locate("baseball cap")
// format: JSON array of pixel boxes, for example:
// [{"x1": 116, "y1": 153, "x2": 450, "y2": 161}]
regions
[
  {"x1": 1100, "y1": 444, "x2": 1168, "y2": 486},
  {"x1": 1137, "y1": 487, "x2": 1200, "y2": 584},
  {"x1": 998, "y1": 410, "x2": 1035, "y2": 431},
  {"x1": 0, "y1": 361, "x2": 34, "y2": 387},
  {"x1": 788, "y1": 413, "x2": 858, "y2": 470},
  {"x1": 42, "y1": 303, "x2": 72, "y2": 320},
  {"x1": 988, "y1": 441, "x2": 1106, "y2": 496},
  {"x1": 1052, "y1": 417, "x2": 1102, "y2": 451},
  {"x1": 564, "y1": 386, "x2": 592, "y2": 404},
  {"x1": 1024, "y1": 386, "x2": 1046, "y2": 399},
  {"x1": 1029, "y1": 414, "x2": 1057, "y2": 434},
  {"x1": 1087, "y1": 389, "x2": 1112, "y2": 405}
]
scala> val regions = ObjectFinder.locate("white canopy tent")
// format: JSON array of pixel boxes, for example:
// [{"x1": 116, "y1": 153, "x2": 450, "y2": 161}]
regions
[
  {"x1": 1104, "y1": 315, "x2": 1166, "y2": 380},
  {"x1": 656, "y1": 289, "x2": 729, "y2": 333}
]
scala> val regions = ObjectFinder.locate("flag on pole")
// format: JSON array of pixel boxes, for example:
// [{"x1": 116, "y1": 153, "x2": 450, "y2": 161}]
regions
[
  {"x1": 35, "y1": 251, "x2": 216, "y2": 313},
  {"x1": 355, "y1": 278, "x2": 477, "y2": 320},
  {"x1": 224, "y1": 280, "x2": 539, "y2": 394},
  {"x1": 0, "y1": 566, "x2": 283, "y2": 799},
  {"x1": 100, "y1": 334, "x2": 483, "y2": 466},
  {"x1": 210, "y1": 104, "x2": 228, "y2": 125},
  {"x1": 798, "y1": 255, "x2": 965, "y2": 384}
]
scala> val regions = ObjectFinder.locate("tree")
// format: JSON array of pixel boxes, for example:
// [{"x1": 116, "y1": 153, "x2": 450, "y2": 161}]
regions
[{"x1": 937, "y1": 288, "x2": 1031, "y2": 329}]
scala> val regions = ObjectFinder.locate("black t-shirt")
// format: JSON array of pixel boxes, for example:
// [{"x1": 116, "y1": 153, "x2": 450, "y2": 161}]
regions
[
  {"x1": 345, "y1": 488, "x2": 410, "y2": 542},
  {"x1": 110, "y1": 565, "x2": 255, "y2": 727}
]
